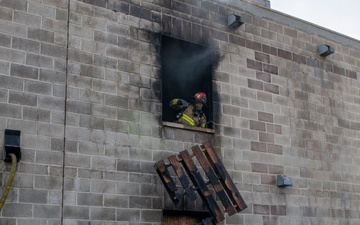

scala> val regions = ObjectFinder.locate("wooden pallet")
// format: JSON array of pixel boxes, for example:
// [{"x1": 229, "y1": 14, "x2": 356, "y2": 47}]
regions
[{"x1": 154, "y1": 141, "x2": 247, "y2": 224}]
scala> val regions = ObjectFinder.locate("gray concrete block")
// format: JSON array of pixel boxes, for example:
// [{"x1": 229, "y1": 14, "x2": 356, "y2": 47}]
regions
[
  {"x1": 104, "y1": 194, "x2": 128, "y2": 208},
  {"x1": 116, "y1": 209, "x2": 140, "y2": 222},
  {"x1": 0, "y1": 6, "x2": 13, "y2": 21},
  {"x1": 93, "y1": 79, "x2": 117, "y2": 94},
  {"x1": 0, "y1": 59, "x2": 10, "y2": 74},
  {"x1": 35, "y1": 150, "x2": 63, "y2": 165},
  {"x1": 56, "y1": 8, "x2": 68, "y2": 21},
  {"x1": 69, "y1": 23, "x2": 93, "y2": 39},
  {"x1": 106, "y1": 46, "x2": 128, "y2": 59},
  {"x1": 53, "y1": 84, "x2": 65, "y2": 98},
  {"x1": 117, "y1": 159, "x2": 140, "y2": 173},
  {"x1": 1, "y1": 203, "x2": 32, "y2": 217},
  {"x1": 105, "y1": 94, "x2": 128, "y2": 108},
  {"x1": 90, "y1": 180, "x2": 116, "y2": 194},
  {"x1": 64, "y1": 178, "x2": 90, "y2": 192},
  {"x1": 39, "y1": 69, "x2": 66, "y2": 84},
  {"x1": 117, "y1": 83, "x2": 140, "y2": 98},
  {"x1": 141, "y1": 210, "x2": 162, "y2": 222},
  {"x1": 9, "y1": 91, "x2": 37, "y2": 106},
  {"x1": 90, "y1": 207, "x2": 115, "y2": 220},
  {"x1": 11, "y1": 63, "x2": 38, "y2": 79},
  {"x1": 23, "y1": 107, "x2": 51, "y2": 122},
  {"x1": 77, "y1": 193, "x2": 103, "y2": 206},
  {"x1": 37, "y1": 96, "x2": 64, "y2": 111},
  {"x1": 54, "y1": 58, "x2": 67, "y2": 72},
  {"x1": 79, "y1": 115, "x2": 104, "y2": 130},
  {"x1": 66, "y1": 100, "x2": 92, "y2": 114},
  {"x1": 94, "y1": 31, "x2": 118, "y2": 45},
  {"x1": 28, "y1": 2, "x2": 56, "y2": 19},
  {"x1": 0, "y1": 75, "x2": 23, "y2": 90},
  {"x1": 26, "y1": 53, "x2": 54, "y2": 69},
  {"x1": 91, "y1": 156, "x2": 116, "y2": 171},
  {"x1": 12, "y1": 37, "x2": 40, "y2": 53},
  {"x1": 25, "y1": 80, "x2": 52, "y2": 95},
  {"x1": 28, "y1": 28, "x2": 55, "y2": 43},
  {"x1": 65, "y1": 153, "x2": 91, "y2": 168},
  {"x1": 81, "y1": 39, "x2": 106, "y2": 54},
  {"x1": 79, "y1": 90, "x2": 104, "y2": 104},
  {"x1": 0, "y1": 0, "x2": 26, "y2": 11},
  {"x1": 63, "y1": 206, "x2": 89, "y2": 219},
  {"x1": 117, "y1": 181, "x2": 140, "y2": 195},
  {"x1": 78, "y1": 141, "x2": 104, "y2": 156},
  {"x1": 68, "y1": 49, "x2": 93, "y2": 64},
  {"x1": 94, "y1": 55, "x2": 118, "y2": 70},
  {"x1": 41, "y1": 43, "x2": 67, "y2": 59},
  {"x1": 33, "y1": 205, "x2": 61, "y2": 219},
  {"x1": 19, "y1": 189, "x2": 48, "y2": 203},
  {"x1": 107, "y1": 22, "x2": 129, "y2": 35},
  {"x1": 8, "y1": 119, "x2": 37, "y2": 134},
  {"x1": 78, "y1": 168, "x2": 103, "y2": 179},
  {"x1": 129, "y1": 196, "x2": 151, "y2": 209},
  {"x1": 35, "y1": 175, "x2": 63, "y2": 190},
  {"x1": 0, "y1": 20, "x2": 27, "y2": 37},
  {"x1": 43, "y1": 17, "x2": 68, "y2": 33},
  {"x1": 0, "y1": 89, "x2": 7, "y2": 102},
  {"x1": 78, "y1": 64, "x2": 104, "y2": 79},
  {"x1": 50, "y1": 138, "x2": 64, "y2": 151},
  {"x1": 14, "y1": 11, "x2": 41, "y2": 28},
  {"x1": 82, "y1": 15, "x2": 106, "y2": 31}
]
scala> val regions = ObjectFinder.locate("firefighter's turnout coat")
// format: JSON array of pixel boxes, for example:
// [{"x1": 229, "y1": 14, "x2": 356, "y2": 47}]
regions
[{"x1": 169, "y1": 99, "x2": 207, "y2": 128}]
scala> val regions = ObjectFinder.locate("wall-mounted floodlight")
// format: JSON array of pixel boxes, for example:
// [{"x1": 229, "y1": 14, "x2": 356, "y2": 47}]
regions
[
  {"x1": 318, "y1": 44, "x2": 335, "y2": 57},
  {"x1": 228, "y1": 14, "x2": 244, "y2": 29},
  {"x1": 4, "y1": 129, "x2": 21, "y2": 162},
  {"x1": 276, "y1": 175, "x2": 292, "y2": 187}
]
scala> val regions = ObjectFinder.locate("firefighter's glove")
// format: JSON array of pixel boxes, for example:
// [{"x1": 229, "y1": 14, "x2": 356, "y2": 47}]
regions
[
  {"x1": 206, "y1": 121, "x2": 214, "y2": 128},
  {"x1": 169, "y1": 99, "x2": 188, "y2": 110}
]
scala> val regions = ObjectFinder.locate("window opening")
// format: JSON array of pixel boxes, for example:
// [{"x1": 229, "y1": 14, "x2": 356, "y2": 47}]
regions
[
  {"x1": 163, "y1": 210, "x2": 210, "y2": 225},
  {"x1": 161, "y1": 36, "x2": 214, "y2": 131}
]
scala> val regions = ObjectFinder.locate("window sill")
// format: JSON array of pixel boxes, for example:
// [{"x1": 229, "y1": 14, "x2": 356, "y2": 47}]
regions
[{"x1": 162, "y1": 122, "x2": 215, "y2": 134}]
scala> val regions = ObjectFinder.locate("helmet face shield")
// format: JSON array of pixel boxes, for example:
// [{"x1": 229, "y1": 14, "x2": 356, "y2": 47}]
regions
[{"x1": 194, "y1": 92, "x2": 207, "y2": 105}]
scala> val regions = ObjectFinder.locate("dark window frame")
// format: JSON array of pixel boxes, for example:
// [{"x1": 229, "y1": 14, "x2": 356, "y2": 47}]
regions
[{"x1": 161, "y1": 35, "x2": 214, "y2": 133}]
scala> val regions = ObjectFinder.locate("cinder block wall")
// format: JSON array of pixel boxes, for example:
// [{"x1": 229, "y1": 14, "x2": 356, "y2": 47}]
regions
[{"x1": 0, "y1": 0, "x2": 360, "y2": 225}]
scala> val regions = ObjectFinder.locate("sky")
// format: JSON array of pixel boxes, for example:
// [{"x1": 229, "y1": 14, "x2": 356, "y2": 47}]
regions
[{"x1": 270, "y1": 0, "x2": 360, "y2": 41}]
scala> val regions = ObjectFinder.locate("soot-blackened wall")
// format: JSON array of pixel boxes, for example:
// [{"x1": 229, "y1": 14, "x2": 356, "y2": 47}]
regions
[
  {"x1": 0, "y1": 0, "x2": 359, "y2": 225},
  {"x1": 161, "y1": 35, "x2": 214, "y2": 125}
]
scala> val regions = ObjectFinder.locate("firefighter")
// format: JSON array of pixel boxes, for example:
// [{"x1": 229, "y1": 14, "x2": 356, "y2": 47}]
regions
[{"x1": 169, "y1": 92, "x2": 208, "y2": 128}]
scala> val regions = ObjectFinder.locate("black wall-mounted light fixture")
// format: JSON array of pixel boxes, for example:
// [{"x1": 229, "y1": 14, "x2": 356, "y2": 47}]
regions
[
  {"x1": 227, "y1": 14, "x2": 244, "y2": 29},
  {"x1": 4, "y1": 129, "x2": 21, "y2": 162},
  {"x1": 318, "y1": 44, "x2": 335, "y2": 57},
  {"x1": 276, "y1": 175, "x2": 293, "y2": 187}
]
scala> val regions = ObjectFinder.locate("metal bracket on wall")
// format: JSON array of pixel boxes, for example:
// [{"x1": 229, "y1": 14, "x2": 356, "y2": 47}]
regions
[
  {"x1": 154, "y1": 141, "x2": 247, "y2": 225},
  {"x1": 4, "y1": 129, "x2": 21, "y2": 162}
]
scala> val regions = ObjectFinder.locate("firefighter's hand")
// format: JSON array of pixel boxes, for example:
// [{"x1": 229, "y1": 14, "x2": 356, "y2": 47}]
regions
[{"x1": 206, "y1": 121, "x2": 214, "y2": 128}]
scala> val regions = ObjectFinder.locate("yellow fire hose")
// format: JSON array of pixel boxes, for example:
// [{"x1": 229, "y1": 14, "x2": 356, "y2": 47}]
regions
[{"x1": 0, "y1": 153, "x2": 17, "y2": 211}]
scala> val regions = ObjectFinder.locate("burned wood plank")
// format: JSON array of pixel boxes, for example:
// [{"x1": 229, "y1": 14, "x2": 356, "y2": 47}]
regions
[
  {"x1": 168, "y1": 155, "x2": 197, "y2": 201},
  {"x1": 192, "y1": 145, "x2": 237, "y2": 216},
  {"x1": 179, "y1": 150, "x2": 225, "y2": 223},
  {"x1": 154, "y1": 160, "x2": 181, "y2": 204},
  {"x1": 202, "y1": 141, "x2": 247, "y2": 211}
]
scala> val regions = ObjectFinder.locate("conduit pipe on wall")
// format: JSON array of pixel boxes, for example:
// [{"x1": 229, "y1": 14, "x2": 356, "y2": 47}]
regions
[{"x1": 0, "y1": 153, "x2": 17, "y2": 211}]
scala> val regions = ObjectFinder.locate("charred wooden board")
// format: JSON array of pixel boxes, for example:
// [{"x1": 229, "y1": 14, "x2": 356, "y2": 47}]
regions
[
  {"x1": 154, "y1": 160, "x2": 181, "y2": 204},
  {"x1": 168, "y1": 155, "x2": 197, "y2": 201},
  {"x1": 192, "y1": 145, "x2": 237, "y2": 216},
  {"x1": 179, "y1": 150, "x2": 224, "y2": 223},
  {"x1": 201, "y1": 141, "x2": 247, "y2": 211}
]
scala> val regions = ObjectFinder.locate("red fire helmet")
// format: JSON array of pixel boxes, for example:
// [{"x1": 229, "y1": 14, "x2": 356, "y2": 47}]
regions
[{"x1": 194, "y1": 92, "x2": 207, "y2": 105}]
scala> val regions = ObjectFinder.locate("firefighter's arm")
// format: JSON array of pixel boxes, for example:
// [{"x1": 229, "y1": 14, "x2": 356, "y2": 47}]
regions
[
  {"x1": 169, "y1": 99, "x2": 189, "y2": 110},
  {"x1": 200, "y1": 114, "x2": 207, "y2": 128}
]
